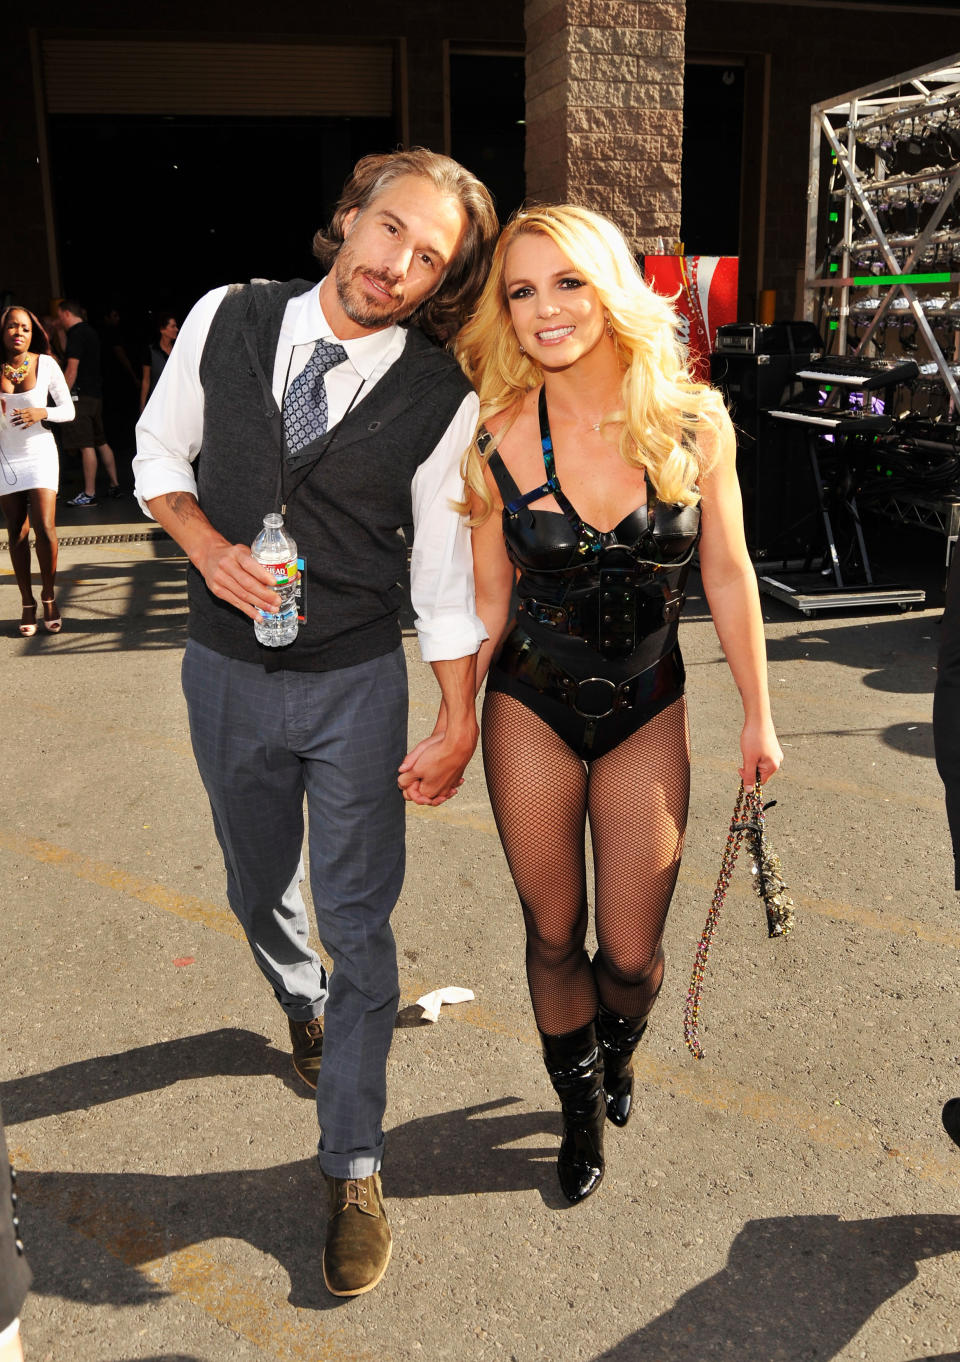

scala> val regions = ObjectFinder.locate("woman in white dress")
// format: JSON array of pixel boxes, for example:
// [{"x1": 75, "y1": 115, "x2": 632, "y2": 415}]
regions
[{"x1": 0, "y1": 307, "x2": 75, "y2": 635}]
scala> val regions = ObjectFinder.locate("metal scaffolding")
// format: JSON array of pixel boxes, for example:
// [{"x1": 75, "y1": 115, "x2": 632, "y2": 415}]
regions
[{"x1": 804, "y1": 53, "x2": 960, "y2": 415}]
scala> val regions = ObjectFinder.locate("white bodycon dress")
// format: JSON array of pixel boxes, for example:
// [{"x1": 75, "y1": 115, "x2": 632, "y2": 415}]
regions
[{"x1": 0, "y1": 355, "x2": 75, "y2": 494}]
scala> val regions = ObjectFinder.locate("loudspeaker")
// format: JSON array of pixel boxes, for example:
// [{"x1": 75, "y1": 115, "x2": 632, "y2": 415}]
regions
[
  {"x1": 711, "y1": 349, "x2": 826, "y2": 559},
  {"x1": 710, "y1": 350, "x2": 797, "y2": 442}
]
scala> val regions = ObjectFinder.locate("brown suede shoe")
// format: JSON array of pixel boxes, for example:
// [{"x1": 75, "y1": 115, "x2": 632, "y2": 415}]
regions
[
  {"x1": 322, "y1": 1173, "x2": 392, "y2": 1297},
  {"x1": 288, "y1": 1016, "x2": 323, "y2": 1089}
]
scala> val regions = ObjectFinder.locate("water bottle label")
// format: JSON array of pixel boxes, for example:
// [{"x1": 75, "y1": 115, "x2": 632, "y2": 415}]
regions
[{"x1": 265, "y1": 558, "x2": 298, "y2": 587}]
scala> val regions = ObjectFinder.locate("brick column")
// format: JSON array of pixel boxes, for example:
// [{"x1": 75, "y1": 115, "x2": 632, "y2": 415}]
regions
[{"x1": 524, "y1": 0, "x2": 685, "y2": 255}]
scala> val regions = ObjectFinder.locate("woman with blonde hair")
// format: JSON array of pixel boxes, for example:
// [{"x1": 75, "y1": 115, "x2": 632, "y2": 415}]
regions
[{"x1": 452, "y1": 205, "x2": 781, "y2": 1202}]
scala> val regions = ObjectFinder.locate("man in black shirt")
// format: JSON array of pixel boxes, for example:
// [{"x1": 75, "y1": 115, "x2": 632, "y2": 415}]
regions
[{"x1": 58, "y1": 299, "x2": 122, "y2": 506}]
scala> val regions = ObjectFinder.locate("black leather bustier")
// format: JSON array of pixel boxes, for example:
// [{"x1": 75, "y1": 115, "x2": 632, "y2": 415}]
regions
[{"x1": 482, "y1": 389, "x2": 701, "y2": 664}]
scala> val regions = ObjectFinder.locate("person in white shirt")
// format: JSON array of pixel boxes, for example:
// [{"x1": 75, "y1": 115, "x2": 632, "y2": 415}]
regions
[{"x1": 134, "y1": 149, "x2": 498, "y2": 1298}]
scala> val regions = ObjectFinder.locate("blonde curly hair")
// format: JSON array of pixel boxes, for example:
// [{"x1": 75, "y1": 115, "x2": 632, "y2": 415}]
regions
[{"x1": 453, "y1": 203, "x2": 725, "y2": 522}]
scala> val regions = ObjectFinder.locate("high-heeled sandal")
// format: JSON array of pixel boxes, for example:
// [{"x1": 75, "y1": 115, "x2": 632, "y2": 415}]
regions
[
  {"x1": 41, "y1": 598, "x2": 62, "y2": 634},
  {"x1": 18, "y1": 602, "x2": 37, "y2": 637}
]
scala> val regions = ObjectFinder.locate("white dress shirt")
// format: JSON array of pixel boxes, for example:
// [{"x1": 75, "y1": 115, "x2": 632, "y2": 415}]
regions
[{"x1": 134, "y1": 282, "x2": 486, "y2": 662}]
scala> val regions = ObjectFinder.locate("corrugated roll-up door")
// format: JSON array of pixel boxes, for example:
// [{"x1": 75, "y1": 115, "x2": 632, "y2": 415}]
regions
[{"x1": 42, "y1": 39, "x2": 393, "y2": 117}]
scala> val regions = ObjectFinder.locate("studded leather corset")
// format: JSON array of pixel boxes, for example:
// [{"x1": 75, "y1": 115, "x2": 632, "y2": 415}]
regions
[{"x1": 482, "y1": 389, "x2": 701, "y2": 667}]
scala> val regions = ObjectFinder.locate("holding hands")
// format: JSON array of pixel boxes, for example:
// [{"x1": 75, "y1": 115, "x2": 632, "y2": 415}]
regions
[
  {"x1": 398, "y1": 669, "x2": 479, "y2": 806},
  {"x1": 398, "y1": 718, "x2": 475, "y2": 806}
]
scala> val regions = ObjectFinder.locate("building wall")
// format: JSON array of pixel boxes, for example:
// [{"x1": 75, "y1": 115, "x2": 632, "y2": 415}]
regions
[{"x1": 525, "y1": 0, "x2": 686, "y2": 254}]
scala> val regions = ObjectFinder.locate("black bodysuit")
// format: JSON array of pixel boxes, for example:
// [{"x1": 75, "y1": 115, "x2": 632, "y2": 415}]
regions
[{"x1": 484, "y1": 388, "x2": 701, "y2": 760}]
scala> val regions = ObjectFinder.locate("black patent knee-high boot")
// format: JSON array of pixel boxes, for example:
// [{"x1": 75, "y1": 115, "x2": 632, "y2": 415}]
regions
[
  {"x1": 596, "y1": 1004, "x2": 650, "y2": 1128},
  {"x1": 539, "y1": 1022, "x2": 605, "y2": 1204}
]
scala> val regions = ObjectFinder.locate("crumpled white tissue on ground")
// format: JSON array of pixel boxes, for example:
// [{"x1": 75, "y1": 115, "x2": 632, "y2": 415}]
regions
[{"x1": 415, "y1": 986, "x2": 475, "y2": 1022}]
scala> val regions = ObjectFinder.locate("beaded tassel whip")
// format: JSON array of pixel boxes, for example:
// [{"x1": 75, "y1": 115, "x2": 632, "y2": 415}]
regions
[{"x1": 683, "y1": 778, "x2": 795, "y2": 1060}]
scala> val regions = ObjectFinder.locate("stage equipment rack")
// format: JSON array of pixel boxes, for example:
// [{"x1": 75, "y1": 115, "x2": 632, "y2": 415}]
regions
[
  {"x1": 753, "y1": 51, "x2": 960, "y2": 614},
  {"x1": 804, "y1": 52, "x2": 960, "y2": 413},
  {"x1": 756, "y1": 372, "x2": 926, "y2": 616}
]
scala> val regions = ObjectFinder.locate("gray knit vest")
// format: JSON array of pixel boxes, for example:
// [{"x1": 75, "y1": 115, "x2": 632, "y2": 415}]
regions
[{"x1": 191, "y1": 279, "x2": 473, "y2": 672}]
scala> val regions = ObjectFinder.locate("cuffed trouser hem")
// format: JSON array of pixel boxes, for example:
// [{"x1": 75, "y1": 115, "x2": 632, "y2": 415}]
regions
[
  {"x1": 285, "y1": 1005, "x2": 325, "y2": 1022},
  {"x1": 317, "y1": 1145, "x2": 383, "y2": 1179}
]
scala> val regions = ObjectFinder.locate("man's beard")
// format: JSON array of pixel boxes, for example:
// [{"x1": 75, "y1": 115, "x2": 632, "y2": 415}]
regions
[{"x1": 333, "y1": 244, "x2": 418, "y2": 329}]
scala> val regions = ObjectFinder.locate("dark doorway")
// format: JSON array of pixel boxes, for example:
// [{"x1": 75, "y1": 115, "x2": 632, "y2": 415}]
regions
[
  {"x1": 48, "y1": 113, "x2": 395, "y2": 336},
  {"x1": 449, "y1": 52, "x2": 526, "y2": 224},
  {"x1": 680, "y1": 62, "x2": 745, "y2": 256}
]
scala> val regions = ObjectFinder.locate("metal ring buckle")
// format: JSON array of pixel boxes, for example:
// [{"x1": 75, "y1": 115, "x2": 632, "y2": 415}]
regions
[{"x1": 571, "y1": 676, "x2": 619, "y2": 719}]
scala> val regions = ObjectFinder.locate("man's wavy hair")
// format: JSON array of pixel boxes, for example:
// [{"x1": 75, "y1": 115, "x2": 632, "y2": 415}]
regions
[{"x1": 312, "y1": 148, "x2": 499, "y2": 345}]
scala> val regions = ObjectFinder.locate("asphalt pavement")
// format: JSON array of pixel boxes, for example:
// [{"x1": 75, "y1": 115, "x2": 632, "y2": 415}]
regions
[{"x1": 2, "y1": 502, "x2": 960, "y2": 1362}]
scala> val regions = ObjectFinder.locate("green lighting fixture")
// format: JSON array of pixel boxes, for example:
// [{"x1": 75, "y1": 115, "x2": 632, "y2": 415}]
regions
[{"x1": 851, "y1": 272, "x2": 952, "y2": 286}]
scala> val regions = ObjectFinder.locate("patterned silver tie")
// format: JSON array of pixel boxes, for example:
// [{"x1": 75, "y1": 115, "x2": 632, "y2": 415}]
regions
[{"x1": 282, "y1": 337, "x2": 348, "y2": 456}]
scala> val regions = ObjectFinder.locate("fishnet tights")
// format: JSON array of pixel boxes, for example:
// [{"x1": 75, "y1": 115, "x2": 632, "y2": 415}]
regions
[{"x1": 482, "y1": 691, "x2": 690, "y2": 1036}]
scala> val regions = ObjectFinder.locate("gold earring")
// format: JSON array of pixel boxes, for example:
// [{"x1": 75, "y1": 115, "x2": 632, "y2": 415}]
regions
[{"x1": 604, "y1": 314, "x2": 614, "y2": 338}]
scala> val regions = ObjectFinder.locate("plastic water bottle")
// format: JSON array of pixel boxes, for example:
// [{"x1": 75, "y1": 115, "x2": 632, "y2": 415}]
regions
[{"x1": 252, "y1": 512, "x2": 299, "y2": 647}]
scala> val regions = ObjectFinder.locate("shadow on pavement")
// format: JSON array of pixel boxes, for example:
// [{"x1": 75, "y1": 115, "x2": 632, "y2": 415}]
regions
[
  {"x1": 387, "y1": 1096, "x2": 558, "y2": 1201},
  {"x1": 4, "y1": 1031, "x2": 556, "y2": 1194},
  {"x1": 765, "y1": 612, "x2": 941, "y2": 695},
  {"x1": 593, "y1": 1213, "x2": 960, "y2": 1362},
  {"x1": 14, "y1": 1035, "x2": 960, "y2": 1342},
  {"x1": 16, "y1": 1123, "x2": 554, "y2": 1320},
  {"x1": 17, "y1": 1157, "x2": 332, "y2": 1312},
  {"x1": 883, "y1": 718, "x2": 936, "y2": 760},
  {"x1": 4, "y1": 1027, "x2": 559, "y2": 1200},
  {"x1": 1, "y1": 1029, "x2": 296, "y2": 1123},
  {"x1": 760, "y1": 605, "x2": 942, "y2": 763},
  {"x1": 3, "y1": 556, "x2": 188, "y2": 652},
  {"x1": 5, "y1": 1029, "x2": 562, "y2": 1312}
]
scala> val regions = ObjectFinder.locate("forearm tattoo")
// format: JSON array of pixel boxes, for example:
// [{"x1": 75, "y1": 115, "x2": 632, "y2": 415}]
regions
[{"x1": 166, "y1": 491, "x2": 202, "y2": 526}]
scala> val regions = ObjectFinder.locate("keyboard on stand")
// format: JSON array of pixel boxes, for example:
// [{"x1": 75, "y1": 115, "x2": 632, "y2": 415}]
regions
[
  {"x1": 757, "y1": 386, "x2": 924, "y2": 612},
  {"x1": 793, "y1": 355, "x2": 920, "y2": 390},
  {"x1": 766, "y1": 404, "x2": 893, "y2": 433}
]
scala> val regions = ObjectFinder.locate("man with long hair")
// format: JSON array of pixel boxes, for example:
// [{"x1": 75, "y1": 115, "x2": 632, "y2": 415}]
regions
[{"x1": 134, "y1": 149, "x2": 497, "y2": 1296}]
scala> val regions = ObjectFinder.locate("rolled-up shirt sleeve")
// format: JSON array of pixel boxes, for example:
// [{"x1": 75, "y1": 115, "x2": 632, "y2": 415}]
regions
[
  {"x1": 410, "y1": 390, "x2": 488, "y2": 663},
  {"x1": 133, "y1": 285, "x2": 228, "y2": 517}
]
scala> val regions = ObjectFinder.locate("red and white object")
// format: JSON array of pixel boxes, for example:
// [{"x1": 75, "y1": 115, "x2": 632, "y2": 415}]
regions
[{"x1": 644, "y1": 255, "x2": 739, "y2": 383}]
